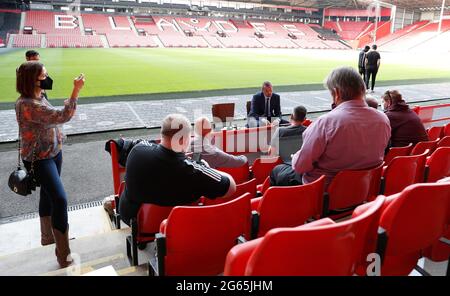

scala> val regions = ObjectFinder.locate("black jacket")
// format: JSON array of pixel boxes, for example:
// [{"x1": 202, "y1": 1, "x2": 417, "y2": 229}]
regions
[
  {"x1": 105, "y1": 138, "x2": 155, "y2": 167},
  {"x1": 248, "y1": 92, "x2": 282, "y2": 121}
]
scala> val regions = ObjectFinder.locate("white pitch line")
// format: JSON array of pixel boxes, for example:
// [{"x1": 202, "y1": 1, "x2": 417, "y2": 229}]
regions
[
  {"x1": 125, "y1": 102, "x2": 147, "y2": 127},
  {"x1": 314, "y1": 96, "x2": 329, "y2": 102}
]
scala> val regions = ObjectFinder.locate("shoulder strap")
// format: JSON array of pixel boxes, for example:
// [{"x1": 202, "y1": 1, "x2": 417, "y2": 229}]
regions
[{"x1": 16, "y1": 101, "x2": 21, "y2": 169}]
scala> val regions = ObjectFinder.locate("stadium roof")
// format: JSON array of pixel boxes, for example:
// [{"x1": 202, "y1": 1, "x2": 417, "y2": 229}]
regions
[{"x1": 228, "y1": 0, "x2": 448, "y2": 10}]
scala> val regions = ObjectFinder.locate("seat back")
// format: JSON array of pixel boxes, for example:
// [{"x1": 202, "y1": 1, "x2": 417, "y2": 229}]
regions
[
  {"x1": 212, "y1": 103, "x2": 235, "y2": 126},
  {"x1": 383, "y1": 143, "x2": 413, "y2": 166},
  {"x1": 426, "y1": 147, "x2": 450, "y2": 182},
  {"x1": 427, "y1": 126, "x2": 444, "y2": 141},
  {"x1": 382, "y1": 151, "x2": 428, "y2": 195},
  {"x1": 437, "y1": 136, "x2": 450, "y2": 148},
  {"x1": 243, "y1": 196, "x2": 385, "y2": 275},
  {"x1": 327, "y1": 166, "x2": 379, "y2": 211},
  {"x1": 302, "y1": 119, "x2": 312, "y2": 127},
  {"x1": 251, "y1": 156, "x2": 283, "y2": 184},
  {"x1": 444, "y1": 122, "x2": 450, "y2": 137},
  {"x1": 216, "y1": 162, "x2": 250, "y2": 184},
  {"x1": 368, "y1": 163, "x2": 384, "y2": 201},
  {"x1": 410, "y1": 139, "x2": 438, "y2": 156},
  {"x1": 257, "y1": 175, "x2": 325, "y2": 237},
  {"x1": 379, "y1": 183, "x2": 450, "y2": 275},
  {"x1": 203, "y1": 178, "x2": 257, "y2": 206},
  {"x1": 110, "y1": 140, "x2": 126, "y2": 195},
  {"x1": 137, "y1": 204, "x2": 174, "y2": 242},
  {"x1": 260, "y1": 176, "x2": 271, "y2": 195},
  {"x1": 164, "y1": 193, "x2": 252, "y2": 275}
]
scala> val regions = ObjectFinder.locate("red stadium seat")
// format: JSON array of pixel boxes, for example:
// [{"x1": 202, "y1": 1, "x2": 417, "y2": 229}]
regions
[
  {"x1": 126, "y1": 204, "x2": 174, "y2": 266},
  {"x1": 380, "y1": 150, "x2": 428, "y2": 195},
  {"x1": 437, "y1": 136, "x2": 450, "y2": 148},
  {"x1": 427, "y1": 126, "x2": 444, "y2": 141},
  {"x1": 256, "y1": 176, "x2": 271, "y2": 195},
  {"x1": 383, "y1": 143, "x2": 413, "y2": 166},
  {"x1": 410, "y1": 139, "x2": 439, "y2": 156},
  {"x1": 149, "y1": 193, "x2": 252, "y2": 276},
  {"x1": 224, "y1": 196, "x2": 385, "y2": 276},
  {"x1": 323, "y1": 163, "x2": 383, "y2": 217},
  {"x1": 250, "y1": 156, "x2": 283, "y2": 185},
  {"x1": 377, "y1": 183, "x2": 450, "y2": 275},
  {"x1": 202, "y1": 178, "x2": 257, "y2": 206},
  {"x1": 444, "y1": 123, "x2": 450, "y2": 137},
  {"x1": 425, "y1": 147, "x2": 450, "y2": 182},
  {"x1": 216, "y1": 162, "x2": 250, "y2": 184},
  {"x1": 251, "y1": 175, "x2": 325, "y2": 238},
  {"x1": 423, "y1": 177, "x2": 450, "y2": 265},
  {"x1": 302, "y1": 119, "x2": 312, "y2": 126}
]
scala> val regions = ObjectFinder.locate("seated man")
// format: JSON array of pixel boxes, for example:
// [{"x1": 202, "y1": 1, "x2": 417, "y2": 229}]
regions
[
  {"x1": 272, "y1": 67, "x2": 390, "y2": 188},
  {"x1": 191, "y1": 117, "x2": 248, "y2": 169},
  {"x1": 247, "y1": 81, "x2": 288, "y2": 127},
  {"x1": 382, "y1": 90, "x2": 428, "y2": 147},
  {"x1": 119, "y1": 114, "x2": 236, "y2": 225},
  {"x1": 268, "y1": 105, "x2": 308, "y2": 163}
]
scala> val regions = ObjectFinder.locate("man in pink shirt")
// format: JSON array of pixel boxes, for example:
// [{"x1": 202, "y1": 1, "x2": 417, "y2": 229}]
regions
[{"x1": 292, "y1": 67, "x2": 391, "y2": 186}]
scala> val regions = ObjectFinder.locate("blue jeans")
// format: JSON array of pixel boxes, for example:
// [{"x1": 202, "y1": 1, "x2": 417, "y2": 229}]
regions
[{"x1": 24, "y1": 151, "x2": 68, "y2": 233}]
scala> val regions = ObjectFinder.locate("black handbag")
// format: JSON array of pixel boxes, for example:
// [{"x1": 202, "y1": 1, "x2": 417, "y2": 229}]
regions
[{"x1": 8, "y1": 108, "x2": 38, "y2": 196}]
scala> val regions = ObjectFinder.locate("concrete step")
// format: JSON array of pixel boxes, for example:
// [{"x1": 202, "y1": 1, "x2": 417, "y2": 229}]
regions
[
  {"x1": 0, "y1": 228, "x2": 153, "y2": 276},
  {"x1": 0, "y1": 205, "x2": 115, "y2": 258}
]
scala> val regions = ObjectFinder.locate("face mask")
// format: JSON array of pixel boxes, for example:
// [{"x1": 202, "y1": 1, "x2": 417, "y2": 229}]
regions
[{"x1": 38, "y1": 76, "x2": 53, "y2": 90}]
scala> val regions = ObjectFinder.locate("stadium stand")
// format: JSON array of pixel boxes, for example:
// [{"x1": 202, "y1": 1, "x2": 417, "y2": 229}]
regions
[
  {"x1": 325, "y1": 21, "x2": 372, "y2": 40},
  {"x1": 376, "y1": 20, "x2": 430, "y2": 46},
  {"x1": 25, "y1": 10, "x2": 81, "y2": 35},
  {"x1": 0, "y1": 9, "x2": 20, "y2": 44},
  {"x1": 46, "y1": 35, "x2": 103, "y2": 48},
  {"x1": 9, "y1": 10, "x2": 351, "y2": 49},
  {"x1": 13, "y1": 34, "x2": 42, "y2": 47},
  {"x1": 381, "y1": 20, "x2": 450, "y2": 51}
]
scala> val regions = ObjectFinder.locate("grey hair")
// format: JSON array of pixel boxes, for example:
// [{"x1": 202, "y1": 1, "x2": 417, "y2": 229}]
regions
[{"x1": 324, "y1": 67, "x2": 366, "y2": 101}]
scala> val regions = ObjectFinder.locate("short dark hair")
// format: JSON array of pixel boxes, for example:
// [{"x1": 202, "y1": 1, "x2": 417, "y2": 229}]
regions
[
  {"x1": 262, "y1": 81, "x2": 272, "y2": 89},
  {"x1": 364, "y1": 45, "x2": 370, "y2": 51},
  {"x1": 25, "y1": 50, "x2": 39, "y2": 59},
  {"x1": 16, "y1": 62, "x2": 43, "y2": 99},
  {"x1": 372, "y1": 44, "x2": 377, "y2": 50},
  {"x1": 292, "y1": 105, "x2": 307, "y2": 122}
]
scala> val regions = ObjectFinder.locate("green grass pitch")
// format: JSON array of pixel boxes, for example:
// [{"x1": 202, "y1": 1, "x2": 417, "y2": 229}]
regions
[{"x1": 1, "y1": 48, "x2": 450, "y2": 102}]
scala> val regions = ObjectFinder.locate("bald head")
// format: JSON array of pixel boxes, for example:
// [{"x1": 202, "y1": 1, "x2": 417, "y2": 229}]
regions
[
  {"x1": 194, "y1": 116, "x2": 212, "y2": 137},
  {"x1": 160, "y1": 114, "x2": 192, "y2": 152},
  {"x1": 365, "y1": 95, "x2": 379, "y2": 109}
]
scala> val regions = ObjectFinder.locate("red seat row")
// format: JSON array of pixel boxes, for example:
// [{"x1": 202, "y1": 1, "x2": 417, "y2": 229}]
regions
[{"x1": 225, "y1": 181, "x2": 450, "y2": 276}]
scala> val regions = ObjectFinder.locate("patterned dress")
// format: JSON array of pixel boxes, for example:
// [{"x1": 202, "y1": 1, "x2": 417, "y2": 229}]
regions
[{"x1": 15, "y1": 95, "x2": 77, "y2": 162}]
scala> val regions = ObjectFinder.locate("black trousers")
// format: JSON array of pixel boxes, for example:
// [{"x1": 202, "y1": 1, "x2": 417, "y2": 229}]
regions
[
  {"x1": 269, "y1": 164, "x2": 302, "y2": 187},
  {"x1": 365, "y1": 67, "x2": 378, "y2": 91},
  {"x1": 359, "y1": 67, "x2": 366, "y2": 83}
]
